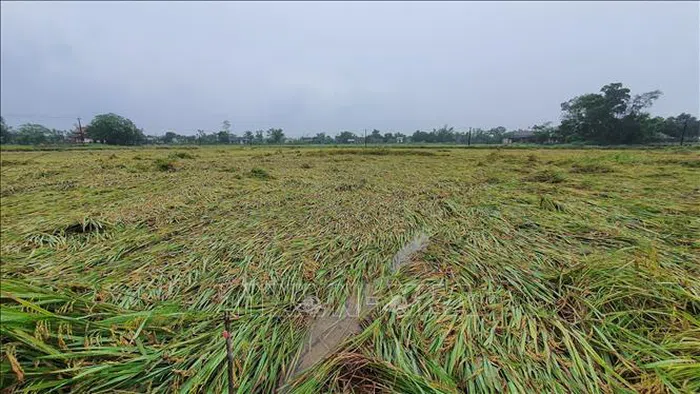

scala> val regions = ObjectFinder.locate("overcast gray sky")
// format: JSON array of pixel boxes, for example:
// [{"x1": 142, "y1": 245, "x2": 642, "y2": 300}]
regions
[{"x1": 1, "y1": 1, "x2": 698, "y2": 136}]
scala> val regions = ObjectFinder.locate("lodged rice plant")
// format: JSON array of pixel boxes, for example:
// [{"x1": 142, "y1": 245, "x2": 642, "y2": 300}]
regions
[{"x1": 1, "y1": 146, "x2": 699, "y2": 393}]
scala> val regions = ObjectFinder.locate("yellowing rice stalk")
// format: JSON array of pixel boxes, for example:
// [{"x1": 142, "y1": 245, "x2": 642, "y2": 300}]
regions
[{"x1": 1, "y1": 146, "x2": 699, "y2": 393}]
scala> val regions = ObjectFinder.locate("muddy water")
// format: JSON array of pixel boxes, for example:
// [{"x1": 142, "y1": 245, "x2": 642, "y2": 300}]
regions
[
  {"x1": 391, "y1": 233, "x2": 430, "y2": 272},
  {"x1": 291, "y1": 297, "x2": 362, "y2": 375},
  {"x1": 284, "y1": 232, "x2": 430, "y2": 386}
]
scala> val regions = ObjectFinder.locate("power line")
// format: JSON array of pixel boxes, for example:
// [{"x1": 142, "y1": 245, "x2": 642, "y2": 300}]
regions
[{"x1": 1, "y1": 113, "x2": 78, "y2": 120}]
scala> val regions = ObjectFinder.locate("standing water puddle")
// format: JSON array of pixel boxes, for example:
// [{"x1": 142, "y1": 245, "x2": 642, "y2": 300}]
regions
[{"x1": 283, "y1": 232, "x2": 430, "y2": 386}]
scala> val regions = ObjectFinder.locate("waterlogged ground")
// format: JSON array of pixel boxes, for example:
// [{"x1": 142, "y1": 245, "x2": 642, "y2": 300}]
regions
[{"x1": 1, "y1": 146, "x2": 699, "y2": 393}]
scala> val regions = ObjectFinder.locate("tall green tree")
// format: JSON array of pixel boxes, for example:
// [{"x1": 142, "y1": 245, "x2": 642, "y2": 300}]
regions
[
  {"x1": 196, "y1": 130, "x2": 206, "y2": 145},
  {"x1": 254, "y1": 130, "x2": 265, "y2": 144},
  {"x1": 243, "y1": 131, "x2": 254, "y2": 144},
  {"x1": 411, "y1": 130, "x2": 432, "y2": 143},
  {"x1": 531, "y1": 122, "x2": 557, "y2": 143},
  {"x1": 217, "y1": 131, "x2": 230, "y2": 144},
  {"x1": 335, "y1": 131, "x2": 357, "y2": 143},
  {"x1": 369, "y1": 129, "x2": 383, "y2": 143},
  {"x1": 662, "y1": 113, "x2": 699, "y2": 142},
  {"x1": 47, "y1": 129, "x2": 68, "y2": 144},
  {"x1": 0, "y1": 116, "x2": 13, "y2": 144},
  {"x1": 163, "y1": 131, "x2": 178, "y2": 144},
  {"x1": 217, "y1": 120, "x2": 232, "y2": 144},
  {"x1": 558, "y1": 83, "x2": 662, "y2": 144},
  {"x1": 86, "y1": 113, "x2": 144, "y2": 145},
  {"x1": 312, "y1": 132, "x2": 332, "y2": 144},
  {"x1": 265, "y1": 128, "x2": 285, "y2": 144},
  {"x1": 14, "y1": 123, "x2": 52, "y2": 145},
  {"x1": 222, "y1": 120, "x2": 231, "y2": 133},
  {"x1": 433, "y1": 125, "x2": 456, "y2": 143}
]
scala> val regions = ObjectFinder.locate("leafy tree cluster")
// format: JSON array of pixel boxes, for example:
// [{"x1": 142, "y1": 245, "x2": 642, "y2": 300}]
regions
[
  {"x1": 555, "y1": 83, "x2": 699, "y2": 144},
  {"x1": 365, "y1": 129, "x2": 407, "y2": 144},
  {"x1": 636, "y1": 113, "x2": 698, "y2": 145},
  {"x1": 85, "y1": 113, "x2": 145, "y2": 145},
  {"x1": 1, "y1": 113, "x2": 145, "y2": 146},
  {"x1": 311, "y1": 132, "x2": 335, "y2": 144},
  {"x1": 335, "y1": 131, "x2": 357, "y2": 144},
  {"x1": 154, "y1": 121, "x2": 287, "y2": 146},
  {"x1": 411, "y1": 125, "x2": 511, "y2": 144},
  {"x1": 161, "y1": 131, "x2": 197, "y2": 144},
  {"x1": 315, "y1": 130, "x2": 407, "y2": 144},
  {"x1": 0, "y1": 117, "x2": 70, "y2": 145},
  {"x1": 412, "y1": 125, "x2": 462, "y2": 143},
  {"x1": 470, "y1": 127, "x2": 508, "y2": 144}
]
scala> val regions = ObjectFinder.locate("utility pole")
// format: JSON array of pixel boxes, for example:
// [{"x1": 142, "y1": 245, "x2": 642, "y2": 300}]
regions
[
  {"x1": 467, "y1": 127, "x2": 472, "y2": 146},
  {"x1": 364, "y1": 129, "x2": 367, "y2": 149},
  {"x1": 76, "y1": 117, "x2": 84, "y2": 144}
]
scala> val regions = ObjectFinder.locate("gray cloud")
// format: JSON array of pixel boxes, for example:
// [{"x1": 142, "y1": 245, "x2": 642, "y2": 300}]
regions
[{"x1": 1, "y1": 1, "x2": 698, "y2": 136}]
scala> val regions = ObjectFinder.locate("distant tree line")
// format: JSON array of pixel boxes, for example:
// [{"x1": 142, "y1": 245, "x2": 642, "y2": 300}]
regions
[
  {"x1": 157, "y1": 122, "x2": 288, "y2": 145},
  {"x1": 0, "y1": 120, "x2": 69, "y2": 145},
  {"x1": 1, "y1": 82, "x2": 698, "y2": 146}
]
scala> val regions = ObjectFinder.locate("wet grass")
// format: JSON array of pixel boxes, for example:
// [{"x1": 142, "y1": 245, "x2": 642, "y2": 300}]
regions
[{"x1": 1, "y1": 146, "x2": 699, "y2": 393}]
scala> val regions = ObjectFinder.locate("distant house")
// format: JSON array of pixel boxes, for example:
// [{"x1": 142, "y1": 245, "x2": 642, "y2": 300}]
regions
[
  {"x1": 69, "y1": 126, "x2": 93, "y2": 144},
  {"x1": 652, "y1": 132, "x2": 674, "y2": 143},
  {"x1": 503, "y1": 129, "x2": 536, "y2": 145},
  {"x1": 396, "y1": 136, "x2": 404, "y2": 143}
]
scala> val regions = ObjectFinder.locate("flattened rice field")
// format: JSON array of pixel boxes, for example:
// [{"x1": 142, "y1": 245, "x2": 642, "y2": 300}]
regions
[{"x1": 1, "y1": 146, "x2": 699, "y2": 393}]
